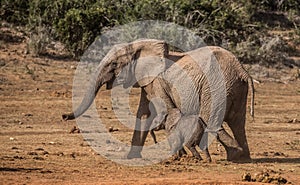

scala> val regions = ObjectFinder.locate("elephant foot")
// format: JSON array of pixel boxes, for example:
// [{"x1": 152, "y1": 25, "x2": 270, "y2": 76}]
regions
[
  {"x1": 204, "y1": 157, "x2": 212, "y2": 163},
  {"x1": 231, "y1": 153, "x2": 252, "y2": 163},
  {"x1": 127, "y1": 151, "x2": 142, "y2": 159},
  {"x1": 178, "y1": 148, "x2": 187, "y2": 157},
  {"x1": 203, "y1": 154, "x2": 212, "y2": 163},
  {"x1": 226, "y1": 147, "x2": 243, "y2": 161},
  {"x1": 127, "y1": 146, "x2": 142, "y2": 159}
]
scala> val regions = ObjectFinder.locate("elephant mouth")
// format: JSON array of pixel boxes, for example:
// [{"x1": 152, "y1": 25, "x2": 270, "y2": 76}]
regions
[{"x1": 106, "y1": 76, "x2": 116, "y2": 90}]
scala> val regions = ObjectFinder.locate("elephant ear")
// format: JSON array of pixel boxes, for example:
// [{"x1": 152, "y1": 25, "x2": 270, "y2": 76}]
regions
[
  {"x1": 117, "y1": 39, "x2": 168, "y2": 88},
  {"x1": 134, "y1": 55, "x2": 166, "y2": 87}
]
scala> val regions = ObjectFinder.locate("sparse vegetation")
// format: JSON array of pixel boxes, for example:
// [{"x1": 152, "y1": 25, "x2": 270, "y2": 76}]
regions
[{"x1": 1, "y1": 0, "x2": 299, "y2": 65}]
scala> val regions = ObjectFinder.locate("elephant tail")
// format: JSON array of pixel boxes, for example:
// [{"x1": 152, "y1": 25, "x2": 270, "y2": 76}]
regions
[
  {"x1": 248, "y1": 76, "x2": 255, "y2": 120},
  {"x1": 237, "y1": 61, "x2": 254, "y2": 120}
]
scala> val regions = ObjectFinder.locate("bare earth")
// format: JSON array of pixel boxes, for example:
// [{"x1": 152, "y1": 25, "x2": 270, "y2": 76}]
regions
[{"x1": 0, "y1": 26, "x2": 299, "y2": 184}]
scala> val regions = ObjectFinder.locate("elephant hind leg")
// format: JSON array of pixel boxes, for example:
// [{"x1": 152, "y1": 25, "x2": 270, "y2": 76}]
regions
[
  {"x1": 225, "y1": 83, "x2": 251, "y2": 162},
  {"x1": 227, "y1": 114, "x2": 251, "y2": 161},
  {"x1": 217, "y1": 128, "x2": 243, "y2": 161}
]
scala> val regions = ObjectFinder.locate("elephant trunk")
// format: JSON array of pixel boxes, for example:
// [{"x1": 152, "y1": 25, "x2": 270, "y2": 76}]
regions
[{"x1": 62, "y1": 64, "x2": 111, "y2": 121}]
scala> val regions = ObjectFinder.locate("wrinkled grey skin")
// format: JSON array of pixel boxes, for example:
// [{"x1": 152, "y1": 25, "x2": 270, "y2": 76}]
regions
[
  {"x1": 62, "y1": 39, "x2": 254, "y2": 162},
  {"x1": 143, "y1": 45, "x2": 254, "y2": 161},
  {"x1": 151, "y1": 109, "x2": 212, "y2": 162}
]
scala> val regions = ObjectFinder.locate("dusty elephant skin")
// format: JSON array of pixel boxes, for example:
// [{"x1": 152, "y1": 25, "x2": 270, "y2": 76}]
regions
[
  {"x1": 145, "y1": 46, "x2": 254, "y2": 161},
  {"x1": 147, "y1": 46, "x2": 254, "y2": 161},
  {"x1": 151, "y1": 109, "x2": 212, "y2": 162},
  {"x1": 62, "y1": 39, "x2": 254, "y2": 162}
]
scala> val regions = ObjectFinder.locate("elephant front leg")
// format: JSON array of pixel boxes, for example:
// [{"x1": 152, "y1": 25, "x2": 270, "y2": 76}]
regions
[
  {"x1": 127, "y1": 126, "x2": 144, "y2": 159},
  {"x1": 203, "y1": 149, "x2": 212, "y2": 162},
  {"x1": 127, "y1": 89, "x2": 151, "y2": 159}
]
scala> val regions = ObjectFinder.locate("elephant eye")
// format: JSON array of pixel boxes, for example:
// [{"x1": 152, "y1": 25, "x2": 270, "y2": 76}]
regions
[{"x1": 112, "y1": 61, "x2": 118, "y2": 69}]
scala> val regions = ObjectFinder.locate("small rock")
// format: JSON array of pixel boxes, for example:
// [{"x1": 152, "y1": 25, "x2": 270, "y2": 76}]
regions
[
  {"x1": 253, "y1": 172, "x2": 264, "y2": 182},
  {"x1": 11, "y1": 147, "x2": 18, "y2": 150},
  {"x1": 42, "y1": 151, "x2": 49, "y2": 155},
  {"x1": 108, "y1": 126, "x2": 119, "y2": 132},
  {"x1": 262, "y1": 151, "x2": 269, "y2": 156},
  {"x1": 24, "y1": 113, "x2": 33, "y2": 117},
  {"x1": 72, "y1": 170, "x2": 80, "y2": 173},
  {"x1": 92, "y1": 152, "x2": 100, "y2": 156},
  {"x1": 242, "y1": 172, "x2": 252, "y2": 181},
  {"x1": 249, "y1": 170, "x2": 288, "y2": 184},
  {"x1": 274, "y1": 152, "x2": 284, "y2": 156},
  {"x1": 0, "y1": 60, "x2": 6, "y2": 67},
  {"x1": 287, "y1": 118, "x2": 299, "y2": 123},
  {"x1": 261, "y1": 175, "x2": 271, "y2": 183},
  {"x1": 57, "y1": 152, "x2": 64, "y2": 156},
  {"x1": 35, "y1": 148, "x2": 44, "y2": 151},
  {"x1": 27, "y1": 151, "x2": 38, "y2": 155},
  {"x1": 70, "y1": 152, "x2": 76, "y2": 158},
  {"x1": 278, "y1": 177, "x2": 288, "y2": 184},
  {"x1": 33, "y1": 156, "x2": 44, "y2": 160},
  {"x1": 13, "y1": 156, "x2": 24, "y2": 159},
  {"x1": 263, "y1": 120, "x2": 272, "y2": 124},
  {"x1": 108, "y1": 127, "x2": 114, "y2": 132},
  {"x1": 9, "y1": 137, "x2": 15, "y2": 141},
  {"x1": 69, "y1": 126, "x2": 80, "y2": 134}
]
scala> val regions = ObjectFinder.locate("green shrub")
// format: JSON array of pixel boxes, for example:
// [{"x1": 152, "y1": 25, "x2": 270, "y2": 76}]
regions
[
  {"x1": 1, "y1": 0, "x2": 299, "y2": 64},
  {"x1": 0, "y1": 0, "x2": 29, "y2": 24},
  {"x1": 232, "y1": 33, "x2": 297, "y2": 67},
  {"x1": 250, "y1": 0, "x2": 300, "y2": 12}
]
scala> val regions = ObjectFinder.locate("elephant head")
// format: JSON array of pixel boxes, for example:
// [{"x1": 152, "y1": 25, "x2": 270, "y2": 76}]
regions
[{"x1": 62, "y1": 39, "x2": 169, "y2": 120}]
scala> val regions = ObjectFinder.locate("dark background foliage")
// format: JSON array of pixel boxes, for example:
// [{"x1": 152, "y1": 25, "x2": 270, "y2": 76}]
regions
[{"x1": 1, "y1": 0, "x2": 299, "y2": 66}]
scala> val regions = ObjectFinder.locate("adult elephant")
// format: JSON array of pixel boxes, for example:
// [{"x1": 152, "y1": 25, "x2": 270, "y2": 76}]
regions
[{"x1": 62, "y1": 39, "x2": 254, "y2": 161}]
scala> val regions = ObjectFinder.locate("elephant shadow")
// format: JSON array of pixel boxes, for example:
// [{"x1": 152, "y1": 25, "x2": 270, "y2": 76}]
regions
[
  {"x1": 252, "y1": 157, "x2": 300, "y2": 164},
  {"x1": 0, "y1": 167, "x2": 43, "y2": 172}
]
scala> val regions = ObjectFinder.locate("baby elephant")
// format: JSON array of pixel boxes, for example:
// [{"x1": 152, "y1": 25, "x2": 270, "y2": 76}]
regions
[{"x1": 151, "y1": 109, "x2": 211, "y2": 162}]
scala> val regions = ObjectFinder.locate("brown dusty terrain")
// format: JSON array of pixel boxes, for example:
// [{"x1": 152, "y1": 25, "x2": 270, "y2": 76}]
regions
[{"x1": 0, "y1": 26, "x2": 300, "y2": 185}]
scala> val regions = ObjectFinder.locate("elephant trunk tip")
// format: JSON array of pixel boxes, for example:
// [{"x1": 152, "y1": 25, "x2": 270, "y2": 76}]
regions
[{"x1": 62, "y1": 113, "x2": 75, "y2": 121}]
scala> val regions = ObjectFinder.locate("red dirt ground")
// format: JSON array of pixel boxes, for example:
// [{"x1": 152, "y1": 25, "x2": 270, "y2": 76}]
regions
[{"x1": 0, "y1": 25, "x2": 299, "y2": 184}]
